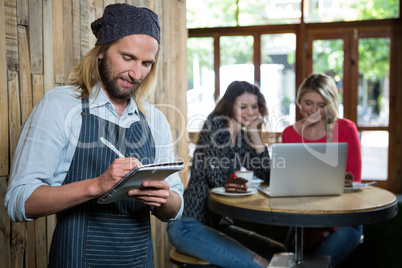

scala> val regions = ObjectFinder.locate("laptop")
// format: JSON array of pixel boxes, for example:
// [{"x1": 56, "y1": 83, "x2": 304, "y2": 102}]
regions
[{"x1": 259, "y1": 142, "x2": 348, "y2": 197}]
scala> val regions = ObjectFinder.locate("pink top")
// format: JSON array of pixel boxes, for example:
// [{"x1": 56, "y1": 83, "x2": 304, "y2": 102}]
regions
[{"x1": 281, "y1": 118, "x2": 362, "y2": 182}]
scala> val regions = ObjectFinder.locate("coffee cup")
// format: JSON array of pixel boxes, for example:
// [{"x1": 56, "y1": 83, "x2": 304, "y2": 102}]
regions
[{"x1": 235, "y1": 170, "x2": 254, "y2": 186}]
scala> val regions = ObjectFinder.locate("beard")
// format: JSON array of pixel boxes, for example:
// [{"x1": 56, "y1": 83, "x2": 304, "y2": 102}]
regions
[{"x1": 98, "y1": 57, "x2": 139, "y2": 100}]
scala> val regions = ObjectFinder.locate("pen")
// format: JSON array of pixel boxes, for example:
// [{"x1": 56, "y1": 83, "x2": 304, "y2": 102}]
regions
[{"x1": 100, "y1": 137, "x2": 125, "y2": 158}]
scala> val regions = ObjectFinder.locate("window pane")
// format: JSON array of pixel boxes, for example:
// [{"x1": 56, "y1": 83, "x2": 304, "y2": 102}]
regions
[
  {"x1": 238, "y1": 0, "x2": 301, "y2": 26},
  {"x1": 357, "y1": 38, "x2": 390, "y2": 127},
  {"x1": 304, "y1": 0, "x2": 400, "y2": 23},
  {"x1": 187, "y1": 38, "x2": 215, "y2": 131},
  {"x1": 220, "y1": 36, "x2": 254, "y2": 96},
  {"x1": 361, "y1": 131, "x2": 388, "y2": 180},
  {"x1": 261, "y1": 34, "x2": 296, "y2": 132},
  {"x1": 312, "y1": 39, "x2": 344, "y2": 118},
  {"x1": 186, "y1": 0, "x2": 237, "y2": 28}
]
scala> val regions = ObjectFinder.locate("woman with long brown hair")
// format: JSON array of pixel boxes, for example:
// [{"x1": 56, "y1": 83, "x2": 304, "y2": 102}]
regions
[{"x1": 168, "y1": 80, "x2": 285, "y2": 268}]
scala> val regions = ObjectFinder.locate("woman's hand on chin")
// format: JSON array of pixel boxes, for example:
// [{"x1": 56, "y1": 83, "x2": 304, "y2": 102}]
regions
[{"x1": 246, "y1": 113, "x2": 263, "y2": 130}]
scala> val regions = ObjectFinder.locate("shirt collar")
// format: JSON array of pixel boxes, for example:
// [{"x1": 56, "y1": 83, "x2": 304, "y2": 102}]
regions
[{"x1": 88, "y1": 83, "x2": 139, "y2": 115}]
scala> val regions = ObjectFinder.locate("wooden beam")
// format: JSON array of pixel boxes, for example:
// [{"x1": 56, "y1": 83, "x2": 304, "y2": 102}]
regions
[
  {"x1": 16, "y1": 0, "x2": 28, "y2": 26},
  {"x1": 0, "y1": 177, "x2": 11, "y2": 267},
  {"x1": 29, "y1": 0, "x2": 43, "y2": 75},
  {"x1": 17, "y1": 25, "x2": 32, "y2": 123},
  {"x1": 53, "y1": 0, "x2": 64, "y2": 85},
  {"x1": 0, "y1": 0, "x2": 9, "y2": 176},
  {"x1": 5, "y1": 0, "x2": 18, "y2": 71},
  {"x1": 43, "y1": 0, "x2": 54, "y2": 93}
]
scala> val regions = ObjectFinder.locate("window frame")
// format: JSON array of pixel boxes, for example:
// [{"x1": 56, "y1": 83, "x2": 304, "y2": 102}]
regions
[{"x1": 187, "y1": 4, "x2": 402, "y2": 192}]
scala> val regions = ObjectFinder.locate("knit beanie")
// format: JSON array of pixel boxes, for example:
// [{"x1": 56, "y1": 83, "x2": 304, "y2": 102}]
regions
[{"x1": 91, "y1": 3, "x2": 161, "y2": 45}]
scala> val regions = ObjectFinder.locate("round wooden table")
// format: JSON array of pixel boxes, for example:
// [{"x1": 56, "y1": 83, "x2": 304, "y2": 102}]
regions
[{"x1": 208, "y1": 186, "x2": 398, "y2": 266}]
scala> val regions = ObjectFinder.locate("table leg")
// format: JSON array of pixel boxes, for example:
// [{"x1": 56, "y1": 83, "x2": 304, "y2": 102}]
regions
[{"x1": 295, "y1": 227, "x2": 303, "y2": 264}]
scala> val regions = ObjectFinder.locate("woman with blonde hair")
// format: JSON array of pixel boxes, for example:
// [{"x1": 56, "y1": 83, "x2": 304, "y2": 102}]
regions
[{"x1": 281, "y1": 73, "x2": 363, "y2": 268}]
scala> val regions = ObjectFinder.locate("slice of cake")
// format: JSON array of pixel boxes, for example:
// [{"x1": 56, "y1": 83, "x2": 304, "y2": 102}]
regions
[
  {"x1": 224, "y1": 174, "x2": 248, "y2": 193},
  {"x1": 344, "y1": 172, "x2": 354, "y2": 187}
]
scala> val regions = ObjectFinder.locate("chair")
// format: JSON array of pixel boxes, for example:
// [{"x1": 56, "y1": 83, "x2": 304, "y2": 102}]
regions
[
  {"x1": 262, "y1": 131, "x2": 282, "y2": 144},
  {"x1": 169, "y1": 248, "x2": 216, "y2": 267}
]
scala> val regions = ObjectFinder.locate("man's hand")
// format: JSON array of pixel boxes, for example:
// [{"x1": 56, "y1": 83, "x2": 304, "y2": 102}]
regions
[
  {"x1": 128, "y1": 180, "x2": 181, "y2": 219},
  {"x1": 93, "y1": 157, "x2": 142, "y2": 196},
  {"x1": 127, "y1": 180, "x2": 171, "y2": 207}
]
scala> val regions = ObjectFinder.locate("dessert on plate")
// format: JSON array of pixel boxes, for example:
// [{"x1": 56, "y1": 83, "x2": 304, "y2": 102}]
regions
[
  {"x1": 224, "y1": 173, "x2": 248, "y2": 193},
  {"x1": 344, "y1": 172, "x2": 354, "y2": 188}
]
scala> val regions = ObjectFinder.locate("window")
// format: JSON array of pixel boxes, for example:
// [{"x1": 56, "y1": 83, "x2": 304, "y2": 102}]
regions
[
  {"x1": 312, "y1": 39, "x2": 344, "y2": 118},
  {"x1": 261, "y1": 34, "x2": 296, "y2": 132},
  {"x1": 304, "y1": 0, "x2": 400, "y2": 23},
  {"x1": 357, "y1": 37, "x2": 390, "y2": 127},
  {"x1": 357, "y1": 37, "x2": 391, "y2": 181},
  {"x1": 187, "y1": 0, "x2": 401, "y2": 188},
  {"x1": 187, "y1": 37, "x2": 215, "y2": 131},
  {"x1": 239, "y1": 0, "x2": 302, "y2": 25},
  {"x1": 220, "y1": 36, "x2": 254, "y2": 95},
  {"x1": 308, "y1": 33, "x2": 392, "y2": 181},
  {"x1": 187, "y1": 0, "x2": 399, "y2": 27}
]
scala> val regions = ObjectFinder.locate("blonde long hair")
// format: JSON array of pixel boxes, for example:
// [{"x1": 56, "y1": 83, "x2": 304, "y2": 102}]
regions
[
  {"x1": 296, "y1": 73, "x2": 339, "y2": 142},
  {"x1": 67, "y1": 41, "x2": 159, "y2": 113}
]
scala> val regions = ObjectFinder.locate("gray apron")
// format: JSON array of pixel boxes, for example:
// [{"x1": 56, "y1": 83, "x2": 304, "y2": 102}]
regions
[{"x1": 49, "y1": 98, "x2": 155, "y2": 267}]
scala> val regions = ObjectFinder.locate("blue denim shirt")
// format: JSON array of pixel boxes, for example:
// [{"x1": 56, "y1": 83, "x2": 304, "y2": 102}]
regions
[{"x1": 5, "y1": 84, "x2": 184, "y2": 222}]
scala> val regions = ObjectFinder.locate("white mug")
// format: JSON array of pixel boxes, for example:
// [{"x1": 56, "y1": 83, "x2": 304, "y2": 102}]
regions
[{"x1": 235, "y1": 170, "x2": 254, "y2": 186}]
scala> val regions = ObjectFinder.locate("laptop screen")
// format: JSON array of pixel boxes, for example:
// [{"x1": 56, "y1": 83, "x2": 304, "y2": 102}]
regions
[{"x1": 267, "y1": 143, "x2": 348, "y2": 197}]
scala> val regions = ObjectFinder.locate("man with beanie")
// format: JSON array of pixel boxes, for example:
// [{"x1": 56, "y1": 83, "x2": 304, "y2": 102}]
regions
[{"x1": 5, "y1": 3, "x2": 183, "y2": 267}]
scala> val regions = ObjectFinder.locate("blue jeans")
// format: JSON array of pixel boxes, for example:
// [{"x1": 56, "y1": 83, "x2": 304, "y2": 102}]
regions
[
  {"x1": 167, "y1": 217, "x2": 285, "y2": 268},
  {"x1": 286, "y1": 225, "x2": 363, "y2": 268}
]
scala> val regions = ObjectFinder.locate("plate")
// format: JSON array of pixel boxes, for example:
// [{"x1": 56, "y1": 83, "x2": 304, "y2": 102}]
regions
[
  {"x1": 344, "y1": 182, "x2": 376, "y2": 193},
  {"x1": 212, "y1": 187, "x2": 257, "y2": 196},
  {"x1": 250, "y1": 178, "x2": 264, "y2": 187}
]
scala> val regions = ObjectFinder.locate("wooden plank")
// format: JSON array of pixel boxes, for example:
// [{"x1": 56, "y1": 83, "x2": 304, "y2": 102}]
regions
[
  {"x1": 17, "y1": 25, "x2": 33, "y2": 123},
  {"x1": 10, "y1": 222, "x2": 25, "y2": 268},
  {"x1": 63, "y1": 0, "x2": 73, "y2": 83},
  {"x1": 16, "y1": 0, "x2": 28, "y2": 26},
  {"x1": 43, "y1": 0, "x2": 54, "y2": 93},
  {"x1": 87, "y1": 1, "x2": 97, "y2": 48},
  {"x1": 0, "y1": 177, "x2": 11, "y2": 267},
  {"x1": 32, "y1": 74, "x2": 44, "y2": 106},
  {"x1": 0, "y1": 0, "x2": 10, "y2": 176},
  {"x1": 8, "y1": 70, "x2": 20, "y2": 163},
  {"x1": 35, "y1": 217, "x2": 47, "y2": 268},
  {"x1": 174, "y1": 0, "x2": 188, "y2": 172},
  {"x1": 93, "y1": 0, "x2": 103, "y2": 19},
  {"x1": 53, "y1": 0, "x2": 64, "y2": 85},
  {"x1": 80, "y1": 0, "x2": 91, "y2": 58},
  {"x1": 72, "y1": 0, "x2": 81, "y2": 67},
  {"x1": 25, "y1": 221, "x2": 36, "y2": 267},
  {"x1": 131, "y1": 0, "x2": 148, "y2": 7},
  {"x1": 396, "y1": 28, "x2": 402, "y2": 193},
  {"x1": 104, "y1": 0, "x2": 116, "y2": 7},
  {"x1": 29, "y1": 0, "x2": 43, "y2": 74},
  {"x1": 5, "y1": 0, "x2": 18, "y2": 71},
  {"x1": 386, "y1": 26, "x2": 402, "y2": 193},
  {"x1": 46, "y1": 215, "x2": 56, "y2": 256}
]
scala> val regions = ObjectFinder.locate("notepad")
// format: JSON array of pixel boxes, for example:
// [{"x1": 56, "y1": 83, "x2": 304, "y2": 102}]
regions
[{"x1": 98, "y1": 161, "x2": 184, "y2": 204}]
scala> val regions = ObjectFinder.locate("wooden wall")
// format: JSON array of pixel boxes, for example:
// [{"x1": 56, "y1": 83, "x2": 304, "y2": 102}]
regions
[{"x1": 0, "y1": 0, "x2": 188, "y2": 267}]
